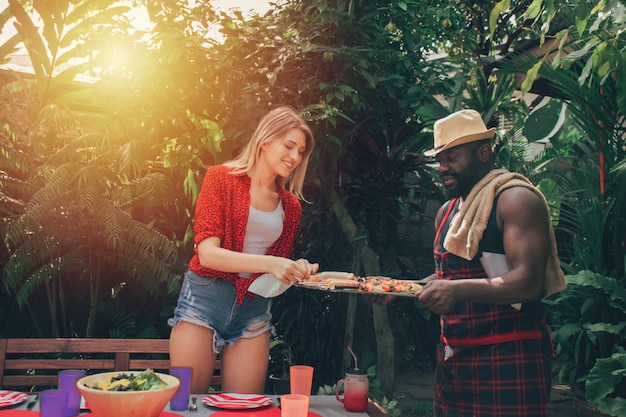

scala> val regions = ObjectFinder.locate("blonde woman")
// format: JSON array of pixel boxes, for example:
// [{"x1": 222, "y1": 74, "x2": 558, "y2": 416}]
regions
[{"x1": 169, "y1": 107, "x2": 319, "y2": 394}]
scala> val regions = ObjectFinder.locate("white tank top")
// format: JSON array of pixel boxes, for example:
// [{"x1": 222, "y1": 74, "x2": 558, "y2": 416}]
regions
[{"x1": 239, "y1": 200, "x2": 284, "y2": 278}]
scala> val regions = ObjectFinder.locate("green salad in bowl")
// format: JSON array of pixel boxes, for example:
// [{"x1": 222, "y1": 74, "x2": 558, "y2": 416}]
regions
[
  {"x1": 86, "y1": 369, "x2": 168, "y2": 391},
  {"x1": 77, "y1": 369, "x2": 180, "y2": 417}
]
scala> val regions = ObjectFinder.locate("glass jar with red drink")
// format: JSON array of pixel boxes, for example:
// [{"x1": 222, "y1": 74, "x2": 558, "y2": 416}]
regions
[{"x1": 335, "y1": 368, "x2": 369, "y2": 412}]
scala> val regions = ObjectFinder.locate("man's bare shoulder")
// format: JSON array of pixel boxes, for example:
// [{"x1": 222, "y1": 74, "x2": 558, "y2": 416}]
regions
[{"x1": 497, "y1": 186, "x2": 548, "y2": 220}]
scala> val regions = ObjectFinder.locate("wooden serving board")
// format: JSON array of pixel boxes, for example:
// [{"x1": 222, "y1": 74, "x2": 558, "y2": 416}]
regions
[{"x1": 295, "y1": 281, "x2": 421, "y2": 298}]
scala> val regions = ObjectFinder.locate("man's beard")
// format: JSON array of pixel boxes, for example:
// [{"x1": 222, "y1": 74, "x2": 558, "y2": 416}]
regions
[{"x1": 443, "y1": 173, "x2": 475, "y2": 199}]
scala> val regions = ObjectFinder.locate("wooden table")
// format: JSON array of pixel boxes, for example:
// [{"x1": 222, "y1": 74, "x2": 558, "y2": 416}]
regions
[{"x1": 5, "y1": 393, "x2": 388, "y2": 416}]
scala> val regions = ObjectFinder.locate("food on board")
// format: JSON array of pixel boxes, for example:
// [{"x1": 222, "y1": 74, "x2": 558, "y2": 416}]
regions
[
  {"x1": 358, "y1": 276, "x2": 423, "y2": 293},
  {"x1": 302, "y1": 273, "x2": 423, "y2": 294}
]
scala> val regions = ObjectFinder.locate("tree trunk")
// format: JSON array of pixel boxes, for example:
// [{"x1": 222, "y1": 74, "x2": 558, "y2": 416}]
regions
[
  {"x1": 320, "y1": 180, "x2": 395, "y2": 397},
  {"x1": 356, "y1": 226, "x2": 395, "y2": 399},
  {"x1": 343, "y1": 293, "x2": 357, "y2": 368}
]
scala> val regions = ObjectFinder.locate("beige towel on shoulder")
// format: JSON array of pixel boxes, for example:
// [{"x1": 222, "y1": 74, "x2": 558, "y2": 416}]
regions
[{"x1": 444, "y1": 168, "x2": 567, "y2": 297}]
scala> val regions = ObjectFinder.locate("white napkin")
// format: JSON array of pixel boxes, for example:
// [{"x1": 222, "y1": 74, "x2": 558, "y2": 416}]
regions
[
  {"x1": 480, "y1": 252, "x2": 521, "y2": 310},
  {"x1": 247, "y1": 273, "x2": 292, "y2": 298}
]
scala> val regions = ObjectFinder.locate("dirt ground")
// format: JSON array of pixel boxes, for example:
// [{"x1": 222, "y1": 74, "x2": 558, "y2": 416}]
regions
[{"x1": 392, "y1": 369, "x2": 578, "y2": 416}]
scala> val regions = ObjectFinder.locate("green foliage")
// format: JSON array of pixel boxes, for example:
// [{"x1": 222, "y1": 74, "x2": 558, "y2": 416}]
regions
[
  {"x1": 520, "y1": 0, "x2": 626, "y2": 114},
  {"x1": 1, "y1": 1, "x2": 623, "y2": 411},
  {"x1": 547, "y1": 270, "x2": 626, "y2": 412},
  {"x1": 404, "y1": 399, "x2": 434, "y2": 416},
  {"x1": 493, "y1": 4, "x2": 625, "y2": 413},
  {"x1": 271, "y1": 287, "x2": 347, "y2": 385},
  {"x1": 364, "y1": 364, "x2": 401, "y2": 417},
  {"x1": 585, "y1": 349, "x2": 626, "y2": 416},
  {"x1": 376, "y1": 396, "x2": 401, "y2": 417},
  {"x1": 0, "y1": 0, "x2": 187, "y2": 338},
  {"x1": 7, "y1": 0, "x2": 113, "y2": 107},
  {"x1": 2, "y1": 130, "x2": 182, "y2": 336},
  {"x1": 387, "y1": 298, "x2": 439, "y2": 372},
  {"x1": 463, "y1": 67, "x2": 527, "y2": 127},
  {"x1": 337, "y1": 124, "x2": 439, "y2": 277},
  {"x1": 268, "y1": 336, "x2": 294, "y2": 379},
  {"x1": 523, "y1": 99, "x2": 563, "y2": 142},
  {"x1": 316, "y1": 384, "x2": 335, "y2": 395},
  {"x1": 497, "y1": 36, "x2": 624, "y2": 278}
]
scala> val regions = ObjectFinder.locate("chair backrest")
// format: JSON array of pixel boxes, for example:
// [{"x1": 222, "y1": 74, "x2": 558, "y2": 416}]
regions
[{"x1": 0, "y1": 338, "x2": 221, "y2": 392}]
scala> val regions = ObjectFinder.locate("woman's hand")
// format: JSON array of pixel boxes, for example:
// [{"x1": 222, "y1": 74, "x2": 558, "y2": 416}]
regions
[
  {"x1": 295, "y1": 259, "x2": 319, "y2": 276},
  {"x1": 268, "y1": 257, "x2": 318, "y2": 284}
]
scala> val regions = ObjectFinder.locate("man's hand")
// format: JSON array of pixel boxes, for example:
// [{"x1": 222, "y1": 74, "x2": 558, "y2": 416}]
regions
[{"x1": 417, "y1": 279, "x2": 458, "y2": 314}]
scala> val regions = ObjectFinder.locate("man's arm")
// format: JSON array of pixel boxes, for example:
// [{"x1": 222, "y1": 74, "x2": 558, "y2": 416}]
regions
[{"x1": 418, "y1": 187, "x2": 550, "y2": 314}]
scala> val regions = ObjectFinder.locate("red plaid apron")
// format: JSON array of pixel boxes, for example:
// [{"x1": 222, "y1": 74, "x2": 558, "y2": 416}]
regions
[{"x1": 433, "y1": 199, "x2": 552, "y2": 417}]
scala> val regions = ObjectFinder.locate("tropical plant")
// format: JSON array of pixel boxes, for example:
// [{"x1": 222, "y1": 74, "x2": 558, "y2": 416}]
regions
[
  {"x1": 586, "y1": 347, "x2": 626, "y2": 416},
  {"x1": 517, "y1": 0, "x2": 626, "y2": 114},
  {"x1": 268, "y1": 336, "x2": 294, "y2": 380},
  {"x1": 463, "y1": 68, "x2": 528, "y2": 128},
  {"x1": 271, "y1": 286, "x2": 348, "y2": 386},
  {"x1": 547, "y1": 270, "x2": 626, "y2": 416},
  {"x1": 0, "y1": 0, "x2": 189, "y2": 337},
  {"x1": 492, "y1": 1, "x2": 626, "y2": 413},
  {"x1": 2, "y1": 129, "x2": 182, "y2": 337}
]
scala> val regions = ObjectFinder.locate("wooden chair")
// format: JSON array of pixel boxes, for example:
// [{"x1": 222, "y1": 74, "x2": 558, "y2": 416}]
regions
[{"x1": 0, "y1": 338, "x2": 221, "y2": 393}]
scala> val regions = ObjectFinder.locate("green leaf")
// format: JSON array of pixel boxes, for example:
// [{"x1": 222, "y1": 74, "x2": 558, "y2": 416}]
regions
[
  {"x1": 578, "y1": 57, "x2": 594, "y2": 85},
  {"x1": 562, "y1": 39, "x2": 599, "y2": 66},
  {"x1": 574, "y1": 1, "x2": 590, "y2": 35},
  {"x1": 617, "y1": 52, "x2": 626, "y2": 114},
  {"x1": 183, "y1": 168, "x2": 199, "y2": 202},
  {"x1": 523, "y1": 99, "x2": 564, "y2": 142},
  {"x1": 536, "y1": 178, "x2": 560, "y2": 226},
  {"x1": 524, "y1": 0, "x2": 543, "y2": 20},
  {"x1": 566, "y1": 271, "x2": 626, "y2": 310},
  {"x1": 586, "y1": 351, "x2": 626, "y2": 403},
  {"x1": 584, "y1": 322, "x2": 620, "y2": 335},
  {"x1": 521, "y1": 61, "x2": 542, "y2": 95},
  {"x1": 33, "y1": 0, "x2": 59, "y2": 55},
  {"x1": 9, "y1": 0, "x2": 52, "y2": 76},
  {"x1": 49, "y1": 61, "x2": 92, "y2": 88},
  {"x1": 550, "y1": 29, "x2": 571, "y2": 69},
  {"x1": 592, "y1": 42, "x2": 619, "y2": 79},
  {"x1": 594, "y1": 397, "x2": 626, "y2": 417},
  {"x1": 489, "y1": 0, "x2": 510, "y2": 40}
]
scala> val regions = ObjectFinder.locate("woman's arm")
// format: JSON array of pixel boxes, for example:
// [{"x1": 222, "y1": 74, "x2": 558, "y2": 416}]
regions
[{"x1": 197, "y1": 237, "x2": 312, "y2": 284}]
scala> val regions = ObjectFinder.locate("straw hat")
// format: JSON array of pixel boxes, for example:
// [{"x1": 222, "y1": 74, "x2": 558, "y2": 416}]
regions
[{"x1": 425, "y1": 109, "x2": 496, "y2": 156}]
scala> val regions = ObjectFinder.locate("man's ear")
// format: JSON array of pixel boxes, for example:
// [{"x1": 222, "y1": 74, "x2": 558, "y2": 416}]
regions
[{"x1": 477, "y1": 143, "x2": 492, "y2": 163}]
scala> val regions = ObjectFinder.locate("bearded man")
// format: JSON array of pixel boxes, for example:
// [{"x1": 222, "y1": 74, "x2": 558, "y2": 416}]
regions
[{"x1": 418, "y1": 109, "x2": 566, "y2": 417}]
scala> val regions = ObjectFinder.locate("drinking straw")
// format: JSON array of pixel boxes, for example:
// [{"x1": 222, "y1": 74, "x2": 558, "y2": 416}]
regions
[{"x1": 348, "y1": 346, "x2": 359, "y2": 370}]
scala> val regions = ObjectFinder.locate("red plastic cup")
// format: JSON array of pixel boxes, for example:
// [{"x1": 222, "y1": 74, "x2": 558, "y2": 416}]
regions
[
  {"x1": 280, "y1": 393, "x2": 309, "y2": 417},
  {"x1": 289, "y1": 365, "x2": 313, "y2": 397}
]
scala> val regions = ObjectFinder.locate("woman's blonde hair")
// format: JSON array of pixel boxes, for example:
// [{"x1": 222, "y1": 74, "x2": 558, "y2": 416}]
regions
[{"x1": 224, "y1": 106, "x2": 315, "y2": 199}]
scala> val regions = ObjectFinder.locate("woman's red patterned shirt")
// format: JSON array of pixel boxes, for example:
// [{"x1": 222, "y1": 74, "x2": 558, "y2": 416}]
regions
[{"x1": 188, "y1": 164, "x2": 302, "y2": 305}]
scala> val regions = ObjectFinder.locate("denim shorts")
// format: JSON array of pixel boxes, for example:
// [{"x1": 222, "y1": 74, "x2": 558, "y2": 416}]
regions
[{"x1": 167, "y1": 270, "x2": 274, "y2": 354}]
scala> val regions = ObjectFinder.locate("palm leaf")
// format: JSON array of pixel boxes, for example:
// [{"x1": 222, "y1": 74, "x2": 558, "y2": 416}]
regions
[
  {"x1": 32, "y1": 0, "x2": 60, "y2": 56},
  {"x1": 567, "y1": 270, "x2": 626, "y2": 310},
  {"x1": 97, "y1": 302, "x2": 138, "y2": 339},
  {"x1": 586, "y1": 349, "x2": 626, "y2": 404},
  {"x1": 62, "y1": 6, "x2": 129, "y2": 49},
  {"x1": 8, "y1": 0, "x2": 52, "y2": 79}
]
